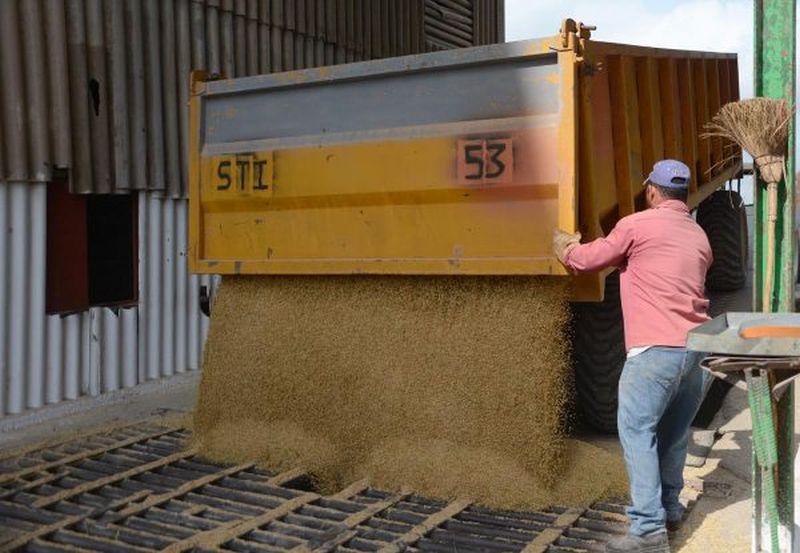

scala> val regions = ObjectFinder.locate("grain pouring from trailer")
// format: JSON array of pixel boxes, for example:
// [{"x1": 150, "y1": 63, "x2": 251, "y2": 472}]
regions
[{"x1": 188, "y1": 20, "x2": 742, "y2": 432}]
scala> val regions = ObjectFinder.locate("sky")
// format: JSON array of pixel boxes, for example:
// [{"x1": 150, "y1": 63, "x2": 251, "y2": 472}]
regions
[
  {"x1": 505, "y1": 0, "x2": 756, "y2": 96},
  {"x1": 504, "y1": 0, "x2": 798, "y2": 204}
]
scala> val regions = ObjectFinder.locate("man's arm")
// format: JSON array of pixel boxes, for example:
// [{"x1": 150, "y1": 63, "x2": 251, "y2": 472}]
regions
[{"x1": 562, "y1": 219, "x2": 634, "y2": 272}]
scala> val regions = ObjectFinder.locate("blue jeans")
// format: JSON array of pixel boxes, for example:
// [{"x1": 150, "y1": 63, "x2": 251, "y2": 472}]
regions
[{"x1": 617, "y1": 347, "x2": 707, "y2": 536}]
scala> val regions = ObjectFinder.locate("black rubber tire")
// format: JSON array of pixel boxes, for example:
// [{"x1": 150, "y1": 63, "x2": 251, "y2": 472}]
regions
[
  {"x1": 571, "y1": 271, "x2": 627, "y2": 434},
  {"x1": 697, "y1": 190, "x2": 748, "y2": 292}
]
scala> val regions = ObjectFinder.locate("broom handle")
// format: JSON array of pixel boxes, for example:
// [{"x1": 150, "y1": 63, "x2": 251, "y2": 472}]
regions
[{"x1": 763, "y1": 182, "x2": 779, "y2": 312}]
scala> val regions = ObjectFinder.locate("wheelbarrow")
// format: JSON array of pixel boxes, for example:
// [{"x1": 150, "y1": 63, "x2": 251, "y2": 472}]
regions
[{"x1": 688, "y1": 312, "x2": 800, "y2": 553}]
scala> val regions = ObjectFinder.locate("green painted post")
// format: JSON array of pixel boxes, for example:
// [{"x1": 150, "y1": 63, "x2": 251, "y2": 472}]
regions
[
  {"x1": 753, "y1": 0, "x2": 795, "y2": 551},
  {"x1": 754, "y1": 0, "x2": 796, "y2": 309}
]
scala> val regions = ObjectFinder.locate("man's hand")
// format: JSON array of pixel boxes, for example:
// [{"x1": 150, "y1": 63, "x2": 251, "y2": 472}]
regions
[{"x1": 553, "y1": 229, "x2": 581, "y2": 264}]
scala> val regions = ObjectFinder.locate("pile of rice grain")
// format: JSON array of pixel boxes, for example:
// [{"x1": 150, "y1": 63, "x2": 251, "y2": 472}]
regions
[{"x1": 194, "y1": 275, "x2": 627, "y2": 509}]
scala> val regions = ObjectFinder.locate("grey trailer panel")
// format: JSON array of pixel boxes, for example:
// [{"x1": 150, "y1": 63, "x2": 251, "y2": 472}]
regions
[{"x1": 200, "y1": 40, "x2": 562, "y2": 153}]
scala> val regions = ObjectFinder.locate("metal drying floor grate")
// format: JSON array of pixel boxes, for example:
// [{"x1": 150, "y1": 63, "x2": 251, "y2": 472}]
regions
[{"x1": 0, "y1": 422, "x2": 636, "y2": 552}]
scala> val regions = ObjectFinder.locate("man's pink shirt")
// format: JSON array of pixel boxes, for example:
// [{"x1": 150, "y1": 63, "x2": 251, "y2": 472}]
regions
[{"x1": 564, "y1": 200, "x2": 713, "y2": 351}]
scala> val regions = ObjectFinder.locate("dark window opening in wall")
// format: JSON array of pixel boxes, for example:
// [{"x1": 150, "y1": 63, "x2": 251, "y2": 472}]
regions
[
  {"x1": 46, "y1": 180, "x2": 138, "y2": 314},
  {"x1": 87, "y1": 195, "x2": 137, "y2": 306}
]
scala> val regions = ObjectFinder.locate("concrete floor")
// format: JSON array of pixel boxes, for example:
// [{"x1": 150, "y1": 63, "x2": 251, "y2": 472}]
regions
[{"x1": 0, "y1": 371, "x2": 200, "y2": 453}]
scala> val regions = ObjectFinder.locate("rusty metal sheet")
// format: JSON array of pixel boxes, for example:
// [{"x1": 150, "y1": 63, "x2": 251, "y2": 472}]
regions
[
  {"x1": 304, "y1": 35, "x2": 314, "y2": 68},
  {"x1": 107, "y1": 0, "x2": 130, "y2": 191},
  {"x1": 295, "y1": 0, "x2": 305, "y2": 34},
  {"x1": 494, "y1": 0, "x2": 501, "y2": 43},
  {"x1": 246, "y1": 0, "x2": 259, "y2": 75},
  {"x1": 44, "y1": 0, "x2": 72, "y2": 170},
  {"x1": 283, "y1": 28, "x2": 294, "y2": 69},
  {"x1": 294, "y1": 32, "x2": 305, "y2": 69},
  {"x1": 306, "y1": 0, "x2": 317, "y2": 38},
  {"x1": 143, "y1": 0, "x2": 166, "y2": 191},
  {"x1": 258, "y1": 22, "x2": 271, "y2": 73},
  {"x1": 284, "y1": 0, "x2": 295, "y2": 30},
  {"x1": 126, "y1": 0, "x2": 148, "y2": 191},
  {"x1": 66, "y1": 0, "x2": 93, "y2": 193},
  {"x1": 20, "y1": 1, "x2": 51, "y2": 182},
  {"x1": 314, "y1": 37, "x2": 325, "y2": 66},
  {"x1": 85, "y1": 0, "x2": 113, "y2": 193},
  {"x1": 0, "y1": 1, "x2": 28, "y2": 181},
  {"x1": 233, "y1": 4, "x2": 247, "y2": 76},
  {"x1": 162, "y1": 0, "x2": 182, "y2": 197},
  {"x1": 314, "y1": 0, "x2": 325, "y2": 39},
  {"x1": 190, "y1": 0, "x2": 206, "y2": 68},
  {"x1": 177, "y1": 0, "x2": 193, "y2": 195},
  {"x1": 220, "y1": 4, "x2": 235, "y2": 77},
  {"x1": 324, "y1": 0, "x2": 335, "y2": 41},
  {"x1": 271, "y1": 24, "x2": 283, "y2": 72},
  {"x1": 205, "y1": 1, "x2": 221, "y2": 74}
]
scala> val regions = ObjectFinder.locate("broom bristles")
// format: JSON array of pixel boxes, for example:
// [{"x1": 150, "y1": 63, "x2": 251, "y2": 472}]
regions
[{"x1": 701, "y1": 98, "x2": 793, "y2": 158}]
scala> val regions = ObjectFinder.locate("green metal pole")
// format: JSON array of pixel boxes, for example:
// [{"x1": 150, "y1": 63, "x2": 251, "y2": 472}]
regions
[
  {"x1": 754, "y1": 0, "x2": 796, "y2": 310},
  {"x1": 753, "y1": 0, "x2": 795, "y2": 550}
]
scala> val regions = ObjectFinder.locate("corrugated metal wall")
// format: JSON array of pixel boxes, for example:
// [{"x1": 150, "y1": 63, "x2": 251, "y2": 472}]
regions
[
  {"x1": 139, "y1": 193, "x2": 217, "y2": 384},
  {"x1": 0, "y1": 0, "x2": 504, "y2": 197},
  {"x1": 0, "y1": 183, "x2": 215, "y2": 415},
  {"x1": 425, "y1": 0, "x2": 503, "y2": 49},
  {"x1": 0, "y1": 0, "x2": 503, "y2": 418}
]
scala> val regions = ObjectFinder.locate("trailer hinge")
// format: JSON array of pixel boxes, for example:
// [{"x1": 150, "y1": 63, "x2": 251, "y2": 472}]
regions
[{"x1": 558, "y1": 18, "x2": 596, "y2": 58}]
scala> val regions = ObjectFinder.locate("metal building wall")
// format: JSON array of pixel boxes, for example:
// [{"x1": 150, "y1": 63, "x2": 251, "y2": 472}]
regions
[
  {"x1": 0, "y1": 183, "x2": 215, "y2": 416},
  {"x1": 425, "y1": 0, "x2": 504, "y2": 49},
  {"x1": 0, "y1": 0, "x2": 504, "y2": 197},
  {"x1": 139, "y1": 192, "x2": 217, "y2": 385},
  {"x1": 0, "y1": 0, "x2": 504, "y2": 418}
]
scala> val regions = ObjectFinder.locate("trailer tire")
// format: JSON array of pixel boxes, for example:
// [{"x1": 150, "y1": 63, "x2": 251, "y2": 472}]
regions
[
  {"x1": 571, "y1": 271, "x2": 626, "y2": 434},
  {"x1": 697, "y1": 190, "x2": 748, "y2": 292}
]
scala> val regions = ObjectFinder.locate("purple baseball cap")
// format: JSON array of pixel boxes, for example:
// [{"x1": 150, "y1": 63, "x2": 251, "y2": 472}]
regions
[{"x1": 645, "y1": 159, "x2": 691, "y2": 189}]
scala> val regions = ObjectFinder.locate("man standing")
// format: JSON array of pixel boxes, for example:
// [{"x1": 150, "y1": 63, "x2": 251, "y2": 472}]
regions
[{"x1": 553, "y1": 160, "x2": 712, "y2": 553}]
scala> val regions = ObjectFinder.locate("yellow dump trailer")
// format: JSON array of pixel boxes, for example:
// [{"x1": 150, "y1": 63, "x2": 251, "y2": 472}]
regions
[{"x1": 189, "y1": 21, "x2": 742, "y2": 431}]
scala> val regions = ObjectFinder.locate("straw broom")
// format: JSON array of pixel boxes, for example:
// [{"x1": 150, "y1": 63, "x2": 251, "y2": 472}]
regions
[{"x1": 702, "y1": 98, "x2": 793, "y2": 311}]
